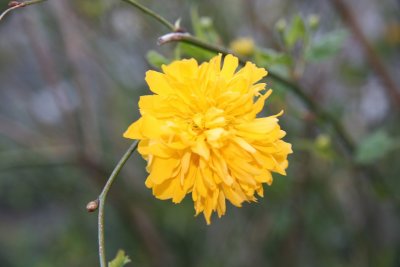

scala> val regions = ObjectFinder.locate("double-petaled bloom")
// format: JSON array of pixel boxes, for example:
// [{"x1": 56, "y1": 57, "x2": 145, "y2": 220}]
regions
[{"x1": 124, "y1": 54, "x2": 292, "y2": 224}]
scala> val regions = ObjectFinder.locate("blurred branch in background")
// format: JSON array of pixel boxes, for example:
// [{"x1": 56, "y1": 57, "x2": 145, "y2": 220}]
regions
[
  {"x1": 21, "y1": 12, "x2": 80, "y2": 146},
  {"x1": 330, "y1": 0, "x2": 400, "y2": 107},
  {"x1": 0, "y1": 114, "x2": 43, "y2": 146},
  {"x1": 48, "y1": 0, "x2": 102, "y2": 160}
]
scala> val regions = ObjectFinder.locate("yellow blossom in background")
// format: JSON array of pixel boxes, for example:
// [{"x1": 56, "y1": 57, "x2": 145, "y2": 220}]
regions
[
  {"x1": 124, "y1": 54, "x2": 292, "y2": 224},
  {"x1": 229, "y1": 37, "x2": 255, "y2": 57}
]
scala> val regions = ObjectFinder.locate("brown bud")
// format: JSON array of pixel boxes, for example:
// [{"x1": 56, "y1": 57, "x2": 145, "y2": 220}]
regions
[
  {"x1": 86, "y1": 200, "x2": 99, "y2": 212},
  {"x1": 8, "y1": 1, "x2": 21, "y2": 7}
]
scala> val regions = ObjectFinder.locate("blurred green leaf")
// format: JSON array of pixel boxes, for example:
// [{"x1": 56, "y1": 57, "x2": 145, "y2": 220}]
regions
[
  {"x1": 255, "y1": 48, "x2": 293, "y2": 67},
  {"x1": 284, "y1": 15, "x2": 306, "y2": 48},
  {"x1": 305, "y1": 30, "x2": 347, "y2": 62},
  {"x1": 355, "y1": 130, "x2": 397, "y2": 164},
  {"x1": 108, "y1": 250, "x2": 131, "y2": 267},
  {"x1": 179, "y1": 43, "x2": 216, "y2": 61},
  {"x1": 146, "y1": 50, "x2": 169, "y2": 69}
]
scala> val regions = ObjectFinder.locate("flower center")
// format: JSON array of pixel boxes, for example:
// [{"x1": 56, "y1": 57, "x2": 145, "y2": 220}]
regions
[
  {"x1": 190, "y1": 107, "x2": 229, "y2": 148},
  {"x1": 192, "y1": 107, "x2": 226, "y2": 131}
]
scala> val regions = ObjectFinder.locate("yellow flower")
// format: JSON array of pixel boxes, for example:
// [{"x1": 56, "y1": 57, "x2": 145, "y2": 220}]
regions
[{"x1": 124, "y1": 54, "x2": 292, "y2": 224}]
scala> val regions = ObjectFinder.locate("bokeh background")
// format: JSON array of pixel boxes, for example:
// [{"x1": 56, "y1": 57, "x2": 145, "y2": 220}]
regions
[{"x1": 1, "y1": 0, "x2": 399, "y2": 266}]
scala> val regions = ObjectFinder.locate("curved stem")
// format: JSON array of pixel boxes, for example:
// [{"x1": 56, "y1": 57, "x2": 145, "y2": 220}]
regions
[
  {"x1": 330, "y1": 0, "x2": 400, "y2": 107},
  {"x1": 97, "y1": 140, "x2": 139, "y2": 267},
  {"x1": 122, "y1": 0, "x2": 175, "y2": 31},
  {"x1": 0, "y1": 0, "x2": 47, "y2": 21},
  {"x1": 0, "y1": 4, "x2": 22, "y2": 21}
]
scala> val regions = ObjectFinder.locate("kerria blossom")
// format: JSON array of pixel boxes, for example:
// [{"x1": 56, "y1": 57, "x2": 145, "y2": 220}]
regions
[{"x1": 124, "y1": 54, "x2": 292, "y2": 224}]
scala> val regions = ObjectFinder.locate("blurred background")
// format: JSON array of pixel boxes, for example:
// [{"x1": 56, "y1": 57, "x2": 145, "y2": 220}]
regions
[{"x1": 0, "y1": 0, "x2": 400, "y2": 266}]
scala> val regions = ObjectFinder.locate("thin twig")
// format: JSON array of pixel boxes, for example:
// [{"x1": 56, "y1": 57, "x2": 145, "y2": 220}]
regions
[
  {"x1": 329, "y1": 0, "x2": 400, "y2": 107},
  {"x1": 122, "y1": 0, "x2": 176, "y2": 31},
  {"x1": 82, "y1": 156, "x2": 177, "y2": 267},
  {"x1": 0, "y1": 4, "x2": 23, "y2": 21},
  {"x1": 0, "y1": 0, "x2": 47, "y2": 21},
  {"x1": 94, "y1": 140, "x2": 138, "y2": 267}
]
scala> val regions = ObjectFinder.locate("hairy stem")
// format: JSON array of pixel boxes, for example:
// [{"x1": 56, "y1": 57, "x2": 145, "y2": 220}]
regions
[{"x1": 97, "y1": 140, "x2": 139, "y2": 267}]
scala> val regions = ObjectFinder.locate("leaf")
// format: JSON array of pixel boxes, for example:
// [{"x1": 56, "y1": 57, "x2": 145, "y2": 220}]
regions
[
  {"x1": 255, "y1": 48, "x2": 293, "y2": 67},
  {"x1": 284, "y1": 15, "x2": 306, "y2": 48},
  {"x1": 355, "y1": 130, "x2": 397, "y2": 164},
  {"x1": 305, "y1": 30, "x2": 347, "y2": 62},
  {"x1": 146, "y1": 50, "x2": 169, "y2": 69},
  {"x1": 179, "y1": 43, "x2": 216, "y2": 61},
  {"x1": 108, "y1": 250, "x2": 131, "y2": 267}
]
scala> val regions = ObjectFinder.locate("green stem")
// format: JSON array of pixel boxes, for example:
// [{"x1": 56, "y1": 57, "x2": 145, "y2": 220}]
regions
[
  {"x1": 97, "y1": 140, "x2": 139, "y2": 267},
  {"x1": 122, "y1": 0, "x2": 175, "y2": 31},
  {"x1": 0, "y1": 0, "x2": 47, "y2": 21}
]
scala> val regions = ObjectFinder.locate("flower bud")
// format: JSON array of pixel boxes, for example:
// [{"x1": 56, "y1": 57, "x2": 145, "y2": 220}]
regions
[
  {"x1": 86, "y1": 200, "x2": 99, "y2": 212},
  {"x1": 8, "y1": 1, "x2": 21, "y2": 7},
  {"x1": 230, "y1": 37, "x2": 255, "y2": 57},
  {"x1": 315, "y1": 134, "x2": 331, "y2": 150},
  {"x1": 275, "y1": 18, "x2": 287, "y2": 33},
  {"x1": 308, "y1": 14, "x2": 320, "y2": 30},
  {"x1": 199, "y1": 17, "x2": 212, "y2": 28}
]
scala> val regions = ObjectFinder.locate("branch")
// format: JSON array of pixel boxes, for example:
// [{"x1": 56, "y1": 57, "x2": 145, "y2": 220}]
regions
[
  {"x1": 86, "y1": 140, "x2": 139, "y2": 267},
  {"x1": 0, "y1": 0, "x2": 47, "y2": 22},
  {"x1": 329, "y1": 0, "x2": 400, "y2": 107},
  {"x1": 122, "y1": 0, "x2": 176, "y2": 31}
]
